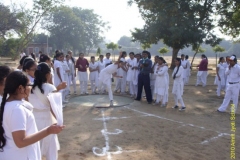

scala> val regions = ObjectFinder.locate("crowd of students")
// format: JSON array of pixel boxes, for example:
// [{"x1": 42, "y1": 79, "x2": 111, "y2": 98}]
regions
[{"x1": 0, "y1": 49, "x2": 239, "y2": 159}]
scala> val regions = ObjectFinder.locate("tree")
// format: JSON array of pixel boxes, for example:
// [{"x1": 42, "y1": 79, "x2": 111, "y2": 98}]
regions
[
  {"x1": 46, "y1": 6, "x2": 106, "y2": 53},
  {"x1": 129, "y1": 0, "x2": 221, "y2": 69},
  {"x1": 96, "y1": 47, "x2": 101, "y2": 56},
  {"x1": 141, "y1": 43, "x2": 151, "y2": 50},
  {"x1": 158, "y1": 47, "x2": 169, "y2": 57},
  {"x1": 191, "y1": 45, "x2": 206, "y2": 67},
  {"x1": 106, "y1": 42, "x2": 118, "y2": 61},
  {"x1": 213, "y1": 45, "x2": 225, "y2": 66}
]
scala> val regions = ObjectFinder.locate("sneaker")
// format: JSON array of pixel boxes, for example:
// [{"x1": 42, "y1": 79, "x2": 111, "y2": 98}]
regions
[
  {"x1": 152, "y1": 102, "x2": 159, "y2": 106},
  {"x1": 172, "y1": 105, "x2": 179, "y2": 109},
  {"x1": 179, "y1": 107, "x2": 186, "y2": 111},
  {"x1": 161, "y1": 104, "x2": 166, "y2": 107},
  {"x1": 110, "y1": 100, "x2": 113, "y2": 107}
]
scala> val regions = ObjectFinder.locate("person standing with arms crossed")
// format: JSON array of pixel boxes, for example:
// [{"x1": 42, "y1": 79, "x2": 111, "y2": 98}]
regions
[
  {"x1": 135, "y1": 51, "x2": 153, "y2": 104},
  {"x1": 75, "y1": 53, "x2": 89, "y2": 95}
]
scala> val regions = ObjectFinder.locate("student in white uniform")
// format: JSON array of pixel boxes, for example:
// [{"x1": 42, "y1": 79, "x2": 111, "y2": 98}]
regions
[
  {"x1": 66, "y1": 54, "x2": 76, "y2": 95},
  {"x1": 62, "y1": 58, "x2": 70, "y2": 96},
  {"x1": 172, "y1": 58, "x2": 186, "y2": 111},
  {"x1": 150, "y1": 56, "x2": 159, "y2": 100},
  {"x1": 99, "y1": 53, "x2": 124, "y2": 106},
  {"x1": 103, "y1": 53, "x2": 112, "y2": 66},
  {"x1": 214, "y1": 57, "x2": 226, "y2": 97},
  {"x1": 0, "y1": 71, "x2": 64, "y2": 160},
  {"x1": 67, "y1": 51, "x2": 77, "y2": 94},
  {"x1": 98, "y1": 55, "x2": 106, "y2": 94},
  {"x1": 224, "y1": 56, "x2": 230, "y2": 91},
  {"x1": 17, "y1": 55, "x2": 29, "y2": 70},
  {"x1": 39, "y1": 54, "x2": 55, "y2": 85},
  {"x1": 22, "y1": 60, "x2": 37, "y2": 84},
  {"x1": 184, "y1": 55, "x2": 191, "y2": 84},
  {"x1": 89, "y1": 56, "x2": 99, "y2": 94},
  {"x1": 28, "y1": 63, "x2": 66, "y2": 160},
  {"x1": 132, "y1": 53, "x2": 141, "y2": 98},
  {"x1": 0, "y1": 66, "x2": 11, "y2": 104},
  {"x1": 217, "y1": 56, "x2": 240, "y2": 113},
  {"x1": 153, "y1": 57, "x2": 168, "y2": 107},
  {"x1": 54, "y1": 53, "x2": 68, "y2": 103},
  {"x1": 126, "y1": 52, "x2": 136, "y2": 97},
  {"x1": 115, "y1": 52, "x2": 128, "y2": 94},
  {"x1": 180, "y1": 54, "x2": 187, "y2": 86}
]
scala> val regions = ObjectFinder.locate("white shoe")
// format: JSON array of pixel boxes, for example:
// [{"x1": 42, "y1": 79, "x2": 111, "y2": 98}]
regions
[
  {"x1": 152, "y1": 102, "x2": 159, "y2": 106},
  {"x1": 110, "y1": 100, "x2": 113, "y2": 107}
]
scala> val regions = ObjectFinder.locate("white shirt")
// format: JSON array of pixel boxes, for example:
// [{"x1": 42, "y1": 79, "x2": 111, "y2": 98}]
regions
[
  {"x1": 172, "y1": 66, "x2": 184, "y2": 83},
  {"x1": 20, "y1": 53, "x2": 26, "y2": 59},
  {"x1": 54, "y1": 60, "x2": 64, "y2": 86},
  {"x1": 98, "y1": 60, "x2": 105, "y2": 72},
  {"x1": 103, "y1": 58, "x2": 112, "y2": 66},
  {"x1": 225, "y1": 64, "x2": 240, "y2": 83},
  {"x1": 0, "y1": 100, "x2": 41, "y2": 160},
  {"x1": 181, "y1": 59, "x2": 187, "y2": 69}
]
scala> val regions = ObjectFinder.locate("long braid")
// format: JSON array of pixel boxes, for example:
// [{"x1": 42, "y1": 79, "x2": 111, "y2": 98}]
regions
[
  {"x1": 0, "y1": 91, "x2": 7, "y2": 151},
  {"x1": 173, "y1": 58, "x2": 181, "y2": 79}
]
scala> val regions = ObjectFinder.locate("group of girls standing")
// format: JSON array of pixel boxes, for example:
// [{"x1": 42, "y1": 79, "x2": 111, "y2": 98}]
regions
[{"x1": 0, "y1": 54, "x2": 66, "y2": 159}]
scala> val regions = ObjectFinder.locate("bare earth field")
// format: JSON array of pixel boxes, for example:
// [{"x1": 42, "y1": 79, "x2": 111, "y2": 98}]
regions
[
  {"x1": 57, "y1": 69, "x2": 240, "y2": 160},
  {"x1": 1, "y1": 56, "x2": 239, "y2": 160}
]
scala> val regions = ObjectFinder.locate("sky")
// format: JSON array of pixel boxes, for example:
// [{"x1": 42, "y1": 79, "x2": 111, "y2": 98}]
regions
[
  {"x1": 65, "y1": 0, "x2": 145, "y2": 43},
  {"x1": 1, "y1": 0, "x2": 145, "y2": 43}
]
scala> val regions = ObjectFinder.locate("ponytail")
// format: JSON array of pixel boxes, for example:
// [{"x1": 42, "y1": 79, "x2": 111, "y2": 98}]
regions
[
  {"x1": 0, "y1": 91, "x2": 7, "y2": 151},
  {"x1": 173, "y1": 58, "x2": 181, "y2": 79},
  {"x1": 32, "y1": 63, "x2": 51, "y2": 94}
]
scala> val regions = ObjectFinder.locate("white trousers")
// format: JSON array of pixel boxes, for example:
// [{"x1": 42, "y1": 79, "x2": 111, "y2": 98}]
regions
[
  {"x1": 216, "y1": 81, "x2": 225, "y2": 96},
  {"x1": 218, "y1": 83, "x2": 239, "y2": 112},
  {"x1": 115, "y1": 78, "x2": 126, "y2": 93},
  {"x1": 196, "y1": 71, "x2": 208, "y2": 86},
  {"x1": 68, "y1": 74, "x2": 76, "y2": 92},
  {"x1": 99, "y1": 79, "x2": 113, "y2": 101},
  {"x1": 134, "y1": 84, "x2": 138, "y2": 96},
  {"x1": 91, "y1": 79, "x2": 98, "y2": 93},
  {"x1": 128, "y1": 81, "x2": 135, "y2": 95},
  {"x1": 173, "y1": 94, "x2": 185, "y2": 107},
  {"x1": 156, "y1": 94, "x2": 164, "y2": 104},
  {"x1": 78, "y1": 71, "x2": 88, "y2": 94},
  {"x1": 60, "y1": 89, "x2": 68, "y2": 101}
]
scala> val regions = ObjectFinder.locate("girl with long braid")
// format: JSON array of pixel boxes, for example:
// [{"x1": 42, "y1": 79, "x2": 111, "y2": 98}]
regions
[
  {"x1": 28, "y1": 63, "x2": 66, "y2": 160},
  {"x1": 0, "y1": 71, "x2": 64, "y2": 160},
  {"x1": 172, "y1": 58, "x2": 186, "y2": 111}
]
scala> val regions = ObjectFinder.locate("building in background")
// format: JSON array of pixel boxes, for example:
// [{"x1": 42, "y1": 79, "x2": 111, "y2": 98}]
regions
[{"x1": 25, "y1": 43, "x2": 52, "y2": 57}]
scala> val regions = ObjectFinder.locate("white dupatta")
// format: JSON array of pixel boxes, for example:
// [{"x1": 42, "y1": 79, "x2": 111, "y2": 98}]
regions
[{"x1": 33, "y1": 87, "x2": 63, "y2": 125}]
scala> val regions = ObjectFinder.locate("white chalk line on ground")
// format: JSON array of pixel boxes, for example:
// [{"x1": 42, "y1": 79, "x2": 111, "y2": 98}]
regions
[
  {"x1": 92, "y1": 110, "x2": 143, "y2": 160},
  {"x1": 123, "y1": 106, "x2": 236, "y2": 144}
]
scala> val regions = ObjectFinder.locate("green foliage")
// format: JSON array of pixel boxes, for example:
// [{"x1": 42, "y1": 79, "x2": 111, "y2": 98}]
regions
[
  {"x1": 106, "y1": 42, "x2": 118, "y2": 61},
  {"x1": 96, "y1": 47, "x2": 101, "y2": 56},
  {"x1": 158, "y1": 47, "x2": 169, "y2": 56},
  {"x1": 213, "y1": 45, "x2": 225, "y2": 53},
  {"x1": 129, "y1": 0, "x2": 222, "y2": 68},
  {"x1": 141, "y1": 43, "x2": 151, "y2": 50},
  {"x1": 0, "y1": 38, "x2": 21, "y2": 59},
  {"x1": 46, "y1": 6, "x2": 106, "y2": 53}
]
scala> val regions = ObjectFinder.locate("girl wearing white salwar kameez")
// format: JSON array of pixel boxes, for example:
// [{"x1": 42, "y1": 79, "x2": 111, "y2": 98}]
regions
[
  {"x1": 99, "y1": 53, "x2": 124, "y2": 106},
  {"x1": 153, "y1": 57, "x2": 168, "y2": 107},
  {"x1": 66, "y1": 54, "x2": 77, "y2": 94},
  {"x1": 89, "y1": 56, "x2": 99, "y2": 94},
  {"x1": 214, "y1": 57, "x2": 226, "y2": 96},
  {"x1": 54, "y1": 53, "x2": 68, "y2": 103},
  {"x1": 181, "y1": 54, "x2": 187, "y2": 86},
  {"x1": 150, "y1": 56, "x2": 158, "y2": 100},
  {"x1": 184, "y1": 55, "x2": 191, "y2": 84},
  {"x1": 29, "y1": 63, "x2": 66, "y2": 160},
  {"x1": 98, "y1": 55, "x2": 106, "y2": 94},
  {"x1": 132, "y1": 54, "x2": 141, "y2": 98},
  {"x1": 126, "y1": 52, "x2": 136, "y2": 97},
  {"x1": 172, "y1": 58, "x2": 186, "y2": 111}
]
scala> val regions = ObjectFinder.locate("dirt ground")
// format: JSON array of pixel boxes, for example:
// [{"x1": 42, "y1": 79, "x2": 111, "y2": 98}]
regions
[{"x1": 56, "y1": 68, "x2": 240, "y2": 160}]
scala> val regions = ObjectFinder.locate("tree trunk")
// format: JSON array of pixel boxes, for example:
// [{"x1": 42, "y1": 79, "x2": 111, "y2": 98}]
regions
[
  {"x1": 170, "y1": 48, "x2": 180, "y2": 69},
  {"x1": 216, "y1": 53, "x2": 217, "y2": 67},
  {"x1": 191, "y1": 51, "x2": 198, "y2": 67}
]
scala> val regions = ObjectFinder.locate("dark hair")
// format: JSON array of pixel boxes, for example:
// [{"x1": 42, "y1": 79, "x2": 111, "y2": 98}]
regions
[
  {"x1": 79, "y1": 53, "x2": 84, "y2": 56},
  {"x1": 185, "y1": 55, "x2": 189, "y2": 59},
  {"x1": 173, "y1": 58, "x2": 181, "y2": 79},
  {"x1": 55, "y1": 50, "x2": 60, "y2": 54},
  {"x1": 30, "y1": 53, "x2": 36, "y2": 61},
  {"x1": 91, "y1": 56, "x2": 95, "y2": 59},
  {"x1": 99, "y1": 55, "x2": 103, "y2": 58},
  {"x1": 66, "y1": 54, "x2": 70, "y2": 58},
  {"x1": 0, "y1": 71, "x2": 29, "y2": 150},
  {"x1": 106, "y1": 53, "x2": 111, "y2": 56},
  {"x1": 39, "y1": 51, "x2": 42, "y2": 54},
  {"x1": 55, "y1": 52, "x2": 64, "y2": 59},
  {"x1": 32, "y1": 63, "x2": 51, "y2": 94},
  {"x1": 158, "y1": 57, "x2": 166, "y2": 64},
  {"x1": 121, "y1": 51, "x2": 127, "y2": 57},
  {"x1": 231, "y1": 55, "x2": 237, "y2": 62},
  {"x1": 219, "y1": 57, "x2": 224, "y2": 64},
  {"x1": 201, "y1": 54, "x2": 208, "y2": 60},
  {"x1": 129, "y1": 52, "x2": 135, "y2": 56},
  {"x1": 142, "y1": 50, "x2": 151, "y2": 59},
  {"x1": 23, "y1": 61, "x2": 36, "y2": 72},
  {"x1": 23, "y1": 57, "x2": 34, "y2": 67},
  {"x1": 0, "y1": 66, "x2": 11, "y2": 85},
  {"x1": 39, "y1": 54, "x2": 51, "y2": 63},
  {"x1": 19, "y1": 56, "x2": 29, "y2": 66},
  {"x1": 181, "y1": 54, "x2": 185, "y2": 57}
]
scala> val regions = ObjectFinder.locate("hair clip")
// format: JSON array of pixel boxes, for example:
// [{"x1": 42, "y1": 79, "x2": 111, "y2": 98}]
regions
[{"x1": 37, "y1": 66, "x2": 41, "y2": 71}]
